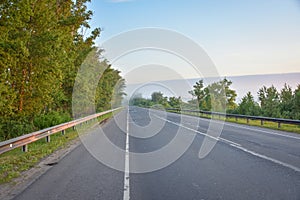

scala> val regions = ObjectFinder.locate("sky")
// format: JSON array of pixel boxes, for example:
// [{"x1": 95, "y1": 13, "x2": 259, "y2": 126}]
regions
[{"x1": 87, "y1": 0, "x2": 300, "y2": 82}]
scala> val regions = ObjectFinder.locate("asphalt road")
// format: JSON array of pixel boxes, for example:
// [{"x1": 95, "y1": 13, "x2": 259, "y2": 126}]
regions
[{"x1": 14, "y1": 106, "x2": 300, "y2": 200}]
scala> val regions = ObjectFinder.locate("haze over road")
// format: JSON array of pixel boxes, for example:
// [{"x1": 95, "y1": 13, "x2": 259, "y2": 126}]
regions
[{"x1": 14, "y1": 107, "x2": 300, "y2": 200}]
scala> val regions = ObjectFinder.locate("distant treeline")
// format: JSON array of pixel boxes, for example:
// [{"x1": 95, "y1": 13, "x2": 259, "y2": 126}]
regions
[
  {"x1": 130, "y1": 92, "x2": 182, "y2": 109},
  {"x1": 130, "y1": 78, "x2": 300, "y2": 120},
  {"x1": 0, "y1": 1, "x2": 125, "y2": 141}
]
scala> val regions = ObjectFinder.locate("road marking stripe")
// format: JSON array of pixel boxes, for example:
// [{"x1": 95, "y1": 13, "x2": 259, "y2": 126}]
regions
[
  {"x1": 154, "y1": 113, "x2": 300, "y2": 173},
  {"x1": 219, "y1": 137, "x2": 241, "y2": 147},
  {"x1": 123, "y1": 109, "x2": 130, "y2": 200},
  {"x1": 154, "y1": 114, "x2": 219, "y2": 141},
  {"x1": 230, "y1": 144, "x2": 300, "y2": 172},
  {"x1": 154, "y1": 114, "x2": 239, "y2": 147}
]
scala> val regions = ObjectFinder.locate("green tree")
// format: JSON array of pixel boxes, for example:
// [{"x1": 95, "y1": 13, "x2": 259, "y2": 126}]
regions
[
  {"x1": 130, "y1": 93, "x2": 152, "y2": 107},
  {"x1": 258, "y1": 85, "x2": 280, "y2": 117},
  {"x1": 151, "y1": 92, "x2": 164, "y2": 104},
  {"x1": 222, "y1": 78, "x2": 237, "y2": 111},
  {"x1": 237, "y1": 92, "x2": 260, "y2": 116},
  {"x1": 154, "y1": 92, "x2": 170, "y2": 107},
  {"x1": 95, "y1": 63, "x2": 126, "y2": 112},
  {"x1": 196, "y1": 78, "x2": 237, "y2": 112},
  {"x1": 168, "y1": 96, "x2": 182, "y2": 108},
  {"x1": 0, "y1": 0, "x2": 98, "y2": 116},
  {"x1": 0, "y1": 0, "x2": 125, "y2": 140},
  {"x1": 292, "y1": 85, "x2": 300, "y2": 119},
  {"x1": 189, "y1": 80, "x2": 205, "y2": 109},
  {"x1": 280, "y1": 83, "x2": 293, "y2": 118}
]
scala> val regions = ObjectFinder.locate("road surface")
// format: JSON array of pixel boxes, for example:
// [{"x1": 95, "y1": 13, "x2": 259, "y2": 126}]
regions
[{"x1": 13, "y1": 107, "x2": 300, "y2": 200}]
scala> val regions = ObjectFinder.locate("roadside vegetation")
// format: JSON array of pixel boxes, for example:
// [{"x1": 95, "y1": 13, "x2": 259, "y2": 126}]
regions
[
  {"x1": 130, "y1": 79, "x2": 300, "y2": 133},
  {"x1": 0, "y1": 0, "x2": 125, "y2": 142},
  {"x1": 188, "y1": 79, "x2": 300, "y2": 120},
  {"x1": 168, "y1": 111, "x2": 300, "y2": 134},
  {"x1": 0, "y1": 112, "x2": 113, "y2": 184}
]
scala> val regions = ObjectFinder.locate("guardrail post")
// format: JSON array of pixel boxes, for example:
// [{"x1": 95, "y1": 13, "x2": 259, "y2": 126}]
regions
[
  {"x1": 247, "y1": 118, "x2": 249, "y2": 124},
  {"x1": 73, "y1": 126, "x2": 76, "y2": 130},
  {"x1": 261, "y1": 120, "x2": 264, "y2": 125},
  {"x1": 278, "y1": 122, "x2": 281, "y2": 128},
  {"x1": 235, "y1": 116, "x2": 238, "y2": 121},
  {"x1": 22, "y1": 145, "x2": 28, "y2": 152},
  {"x1": 61, "y1": 130, "x2": 65, "y2": 135},
  {"x1": 46, "y1": 135, "x2": 50, "y2": 143}
]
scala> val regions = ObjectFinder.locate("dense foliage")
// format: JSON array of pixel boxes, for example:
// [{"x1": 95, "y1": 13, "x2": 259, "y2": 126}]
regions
[
  {"x1": 0, "y1": 0, "x2": 125, "y2": 141},
  {"x1": 131, "y1": 79, "x2": 300, "y2": 120},
  {"x1": 189, "y1": 79, "x2": 300, "y2": 119},
  {"x1": 188, "y1": 78, "x2": 237, "y2": 112},
  {"x1": 130, "y1": 92, "x2": 182, "y2": 109}
]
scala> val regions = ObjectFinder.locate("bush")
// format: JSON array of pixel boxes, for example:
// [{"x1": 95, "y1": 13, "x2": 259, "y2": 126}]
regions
[
  {"x1": 33, "y1": 111, "x2": 71, "y2": 130},
  {"x1": 0, "y1": 117, "x2": 35, "y2": 141}
]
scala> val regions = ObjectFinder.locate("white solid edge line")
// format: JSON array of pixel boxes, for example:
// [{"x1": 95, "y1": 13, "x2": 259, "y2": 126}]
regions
[
  {"x1": 154, "y1": 114, "x2": 219, "y2": 141},
  {"x1": 173, "y1": 111, "x2": 300, "y2": 140},
  {"x1": 230, "y1": 144, "x2": 300, "y2": 172},
  {"x1": 153, "y1": 113, "x2": 300, "y2": 173},
  {"x1": 123, "y1": 109, "x2": 130, "y2": 200},
  {"x1": 219, "y1": 137, "x2": 241, "y2": 147}
]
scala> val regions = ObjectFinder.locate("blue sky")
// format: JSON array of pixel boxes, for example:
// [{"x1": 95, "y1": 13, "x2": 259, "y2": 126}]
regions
[{"x1": 87, "y1": 0, "x2": 300, "y2": 79}]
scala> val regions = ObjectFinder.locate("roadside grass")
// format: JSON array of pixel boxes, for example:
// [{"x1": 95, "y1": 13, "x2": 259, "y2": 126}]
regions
[
  {"x1": 170, "y1": 111, "x2": 300, "y2": 134},
  {"x1": 0, "y1": 112, "x2": 113, "y2": 184}
]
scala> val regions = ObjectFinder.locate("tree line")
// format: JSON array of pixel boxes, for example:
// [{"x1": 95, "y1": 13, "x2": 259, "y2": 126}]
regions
[
  {"x1": 0, "y1": 0, "x2": 125, "y2": 141},
  {"x1": 130, "y1": 92, "x2": 182, "y2": 109},
  {"x1": 130, "y1": 78, "x2": 300, "y2": 120},
  {"x1": 189, "y1": 79, "x2": 300, "y2": 119}
]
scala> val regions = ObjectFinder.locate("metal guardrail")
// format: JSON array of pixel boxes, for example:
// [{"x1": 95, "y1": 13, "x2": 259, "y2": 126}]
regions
[
  {"x1": 0, "y1": 108, "x2": 121, "y2": 155},
  {"x1": 166, "y1": 108, "x2": 300, "y2": 128}
]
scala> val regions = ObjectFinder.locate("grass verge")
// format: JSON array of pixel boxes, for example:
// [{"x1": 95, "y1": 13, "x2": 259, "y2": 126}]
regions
[
  {"x1": 170, "y1": 111, "x2": 300, "y2": 134},
  {"x1": 0, "y1": 112, "x2": 113, "y2": 184}
]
